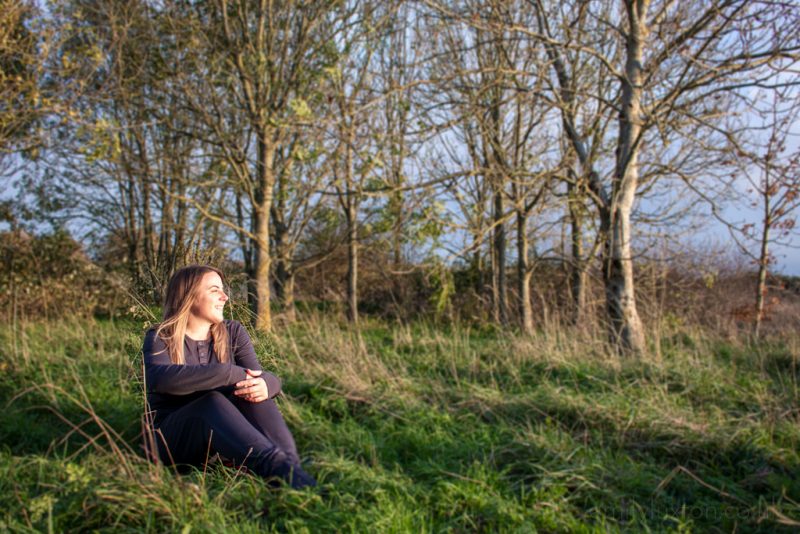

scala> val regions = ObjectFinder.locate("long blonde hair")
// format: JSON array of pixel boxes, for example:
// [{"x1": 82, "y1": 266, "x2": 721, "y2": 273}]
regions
[{"x1": 155, "y1": 265, "x2": 230, "y2": 364}]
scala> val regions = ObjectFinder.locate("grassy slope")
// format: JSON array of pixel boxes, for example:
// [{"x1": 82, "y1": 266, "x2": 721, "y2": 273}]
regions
[{"x1": 0, "y1": 315, "x2": 798, "y2": 533}]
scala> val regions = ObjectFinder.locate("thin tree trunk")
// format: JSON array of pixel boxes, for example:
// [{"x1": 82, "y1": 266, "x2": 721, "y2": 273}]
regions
[
  {"x1": 604, "y1": 0, "x2": 648, "y2": 355},
  {"x1": 141, "y1": 176, "x2": 157, "y2": 300},
  {"x1": 391, "y1": 186, "x2": 404, "y2": 316},
  {"x1": 489, "y1": 57, "x2": 508, "y2": 327},
  {"x1": 568, "y1": 182, "x2": 587, "y2": 325},
  {"x1": 172, "y1": 174, "x2": 187, "y2": 273},
  {"x1": 492, "y1": 187, "x2": 507, "y2": 325},
  {"x1": 282, "y1": 273, "x2": 296, "y2": 323},
  {"x1": 571, "y1": 266, "x2": 588, "y2": 326},
  {"x1": 517, "y1": 210, "x2": 533, "y2": 334},
  {"x1": 234, "y1": 189, "x2": 257, "y2": 311},
  {"x1": 273, "y1": 230, "x2": 296, "y2": 323},
  {"x1": 754, "y1": 201, "x2": 770, "y2": 337},
  {"x1": 125, "y1": 173, "x2": 140, "y2": 288},
  {"x1": 473, "y1": 187, "x2": 486, "y2": 300},
  {"x1": 474, "y1": 248, "x2": 484, "y2": 296},
  {"x1": 134, "y1": 126, "x2": 158, "y2": 301},
  {"x1": 342, "y1": 121, "x2": 359, "y2": 324},
  {"x1": 346, "y1": 200, "x2": 358, "y2": 324},
  {"x1": 274, "y1": 265, "x2": 296, "y2": 323}
]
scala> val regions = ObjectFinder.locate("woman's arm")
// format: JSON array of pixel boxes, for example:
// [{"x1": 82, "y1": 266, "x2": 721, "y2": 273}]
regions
[
  {"x1": 143, "y1": 329, "x2": 249, "y2": 395},
  {"x1": 229, "y1": 321, "x2": 282, "y2": 399}
]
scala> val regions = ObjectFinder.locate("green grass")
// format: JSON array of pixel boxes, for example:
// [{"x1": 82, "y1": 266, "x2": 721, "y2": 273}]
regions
[{"x1": 1, "y1": 314, "x2": 799, "y2": 532}]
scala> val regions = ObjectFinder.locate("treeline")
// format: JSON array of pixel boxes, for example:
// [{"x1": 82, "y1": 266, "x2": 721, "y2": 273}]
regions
[{"x1": 2, "y1": 0, "x2": 800, "y2": 352}]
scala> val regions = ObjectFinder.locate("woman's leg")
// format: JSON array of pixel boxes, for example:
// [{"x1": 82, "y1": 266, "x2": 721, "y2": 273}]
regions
[
  {"x1": 230, "y1": 397, "x2": 301, "y2": 465},
  {"x1": 154, "y1": 391, "x2": 314, "y2": 488}
]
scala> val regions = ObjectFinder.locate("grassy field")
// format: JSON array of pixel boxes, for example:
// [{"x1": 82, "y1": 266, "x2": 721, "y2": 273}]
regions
[{"x1": 0, "y1": 314, "x2": 798, "y2": 532}]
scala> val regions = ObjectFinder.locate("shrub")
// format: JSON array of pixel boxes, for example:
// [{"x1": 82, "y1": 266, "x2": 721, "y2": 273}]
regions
[{"x1": 0, "y1": 229, "x2": 127, "y2": 320}]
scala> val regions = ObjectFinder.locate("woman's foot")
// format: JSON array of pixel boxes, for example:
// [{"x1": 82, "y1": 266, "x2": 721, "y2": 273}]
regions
[{"x1": 276, "y1": 462, "x2": 317, "y2": 489}]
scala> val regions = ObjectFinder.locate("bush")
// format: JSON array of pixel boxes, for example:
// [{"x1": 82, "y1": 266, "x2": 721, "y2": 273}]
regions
[{"x1": 0, "y1": 229, "x2": 127, "y2": 320}]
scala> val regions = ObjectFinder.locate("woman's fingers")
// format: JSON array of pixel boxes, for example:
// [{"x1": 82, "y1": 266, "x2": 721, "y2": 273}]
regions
[
  {"x1": 235, "y1": 384, "x2": 261, "y2": 395},
  {"x1": 234, "y1": 387, "x2": 263, "y2": 402},
  {"x1": 234, "y1": 377, "x2": 268, "y2": 402},
  {"x1": 235, "y1": 377, "x2": 261, "y2": 388}
]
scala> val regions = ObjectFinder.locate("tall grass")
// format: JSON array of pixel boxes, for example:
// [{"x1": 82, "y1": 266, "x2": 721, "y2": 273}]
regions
[{"x1": 1, "y1": 314, "x2": 798, "y2": 532}]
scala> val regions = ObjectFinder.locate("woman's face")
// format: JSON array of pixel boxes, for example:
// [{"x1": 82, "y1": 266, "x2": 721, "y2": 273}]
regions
[{"x1": 190, "y1": 271, "x2": 229, "y2": 325}]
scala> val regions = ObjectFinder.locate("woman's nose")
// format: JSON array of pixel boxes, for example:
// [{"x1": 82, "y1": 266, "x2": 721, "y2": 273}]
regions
[{"x1": 221, "y1": 292, "x2": 229, "y2": 302}]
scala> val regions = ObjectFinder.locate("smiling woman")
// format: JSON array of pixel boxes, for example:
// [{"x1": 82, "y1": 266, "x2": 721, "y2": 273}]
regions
[
  {"x1": 189, "y1": 271, "x2": 228, "y2": 326},
  {"x1": 142, "y1": 265, "x2": 316, "y2": 490}
]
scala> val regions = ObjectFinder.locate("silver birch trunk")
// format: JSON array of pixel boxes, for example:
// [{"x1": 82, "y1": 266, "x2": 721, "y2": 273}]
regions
[{"x1": 604, "y1": 0, "x2": 648, "y2": 355}]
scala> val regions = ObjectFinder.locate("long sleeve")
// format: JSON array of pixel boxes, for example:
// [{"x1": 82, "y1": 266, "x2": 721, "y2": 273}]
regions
[
  {"x1": 143, "y1": 329, "x2": 248, "y2": 395},
  {"x1": 228, "y1": 321, "x2": 282, "y2": 399}
]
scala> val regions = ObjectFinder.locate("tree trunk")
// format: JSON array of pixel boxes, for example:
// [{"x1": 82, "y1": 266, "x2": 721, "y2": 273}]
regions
[
  {"x1": 274, "y1": 266, "x2": 296, "y2": 323},
  {"x1": 141, "y1": 176, "x2": 158, "y2": 300},
  {"x1": 124, "y1": 173, "x2": 140, "y2": 289},
  {"x1": 172, "y1": 175, "x2": 187, "y2": 274},
  {"x1": 568, "y1": 182, "x2": 587, "y2": 325},
  {"x1": 517, "y1": 210, "x2": 534, "y2": 335},
  {"x1": 754, "y1": 206, "x2": 770, "y2": 337},
  {"x1": 253, "y1": 133, "x2": 274, "y2": 332},
  {"x1": 342, "y1": 120, "x2": 359, "y2": 324},
  {"x1": 274, "y1": 229, "x2": 296, "y2": 323},
  {"x1": 601, "y1": 206, "x2": 645, "y2": 354},
  {"x1": 492, "y1": 187, "x2": 508, "y2": 326},
  {"x1": 571, "y1": 265, "x2": 588, "y2": 326},
  {"x1": 474, "y1": 247, "x2": 484, "y2": 296},
  {"x1": 391, "y1": 186, "x2": 404, "y2": 317},
  {"x1": 234, "y1": 190, "x2": 257, "y2": 311},
  {"x1": 133, "y1": 126, "x2": 158, "y2": 301},
  {"x1": 604, "y1": 0, "x2": 648, "y2": 355},
  {"x1": 156, "y1": 178, "x2": 173, "y2": 302},
  {"x1": 346, "y1": 201, "x2": 358, "y2": 324}
]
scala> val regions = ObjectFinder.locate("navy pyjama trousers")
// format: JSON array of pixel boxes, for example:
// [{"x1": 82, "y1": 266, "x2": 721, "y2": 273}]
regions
[{"x1": 154, "y1": 391, "x2": 301, "y2": 479}]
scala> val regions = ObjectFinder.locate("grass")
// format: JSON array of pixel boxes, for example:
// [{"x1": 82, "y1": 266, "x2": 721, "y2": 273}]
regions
[{"x1": 0, "y1": 313, "x2": 799, "y2": 532}]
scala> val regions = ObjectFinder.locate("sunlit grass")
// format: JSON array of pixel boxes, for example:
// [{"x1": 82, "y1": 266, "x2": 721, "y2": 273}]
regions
[{"x1": 1, "y1": 315, "x2": 798, "y2": 532}]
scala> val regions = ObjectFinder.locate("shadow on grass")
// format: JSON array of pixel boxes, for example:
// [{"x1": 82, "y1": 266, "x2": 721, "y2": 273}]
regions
[
  {"x1": 0, "y1": 370, "x2": 144, "y2": 459},
  {"x1": 476, "y1": 390, "x2": 799, "y2": 532}
]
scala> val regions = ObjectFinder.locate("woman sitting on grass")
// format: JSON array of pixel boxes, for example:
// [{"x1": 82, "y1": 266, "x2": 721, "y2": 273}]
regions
[{"x1": 142, "y1": 264, "x2": 316, "y2": 489}]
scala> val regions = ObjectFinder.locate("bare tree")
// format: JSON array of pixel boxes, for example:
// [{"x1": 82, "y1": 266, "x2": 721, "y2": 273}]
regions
[
  {"x1": 528, "y1": 0, "x2": 800, "y2": 354},
  {"x1": 424, "y1": 0, "x2": 558, "y2": 331},
  {"x1": 270, "y1": 129, "x2": 342, "y2": 322},
  {"x1": 375, "y1": 2, "x2": 425, "y2": 314},
  {"x1": 328, "y1": 3, "x2": 378, "y2": 324},
  {"x1": 730, "y1": 90, "x2": 800, "y2": 336}
]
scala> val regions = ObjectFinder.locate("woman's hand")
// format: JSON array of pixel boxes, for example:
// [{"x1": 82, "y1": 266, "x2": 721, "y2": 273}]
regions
[{"x1": 234, "y1": 369, "x2": 269, "y2": 403}]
